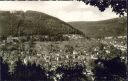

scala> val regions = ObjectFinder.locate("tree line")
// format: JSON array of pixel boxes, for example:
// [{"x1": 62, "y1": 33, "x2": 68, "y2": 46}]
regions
[{"x1": 1, "y1": 56, "x2": 127, "y2": 81}]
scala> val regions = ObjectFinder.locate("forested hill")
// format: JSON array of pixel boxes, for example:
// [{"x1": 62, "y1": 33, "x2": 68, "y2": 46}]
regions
[
  {"x1": 68, "y1": 17, "x2": 127, "y2": 38},
  {"x1": 0, "y1": 10, "x2": 83, "y2": 37}
]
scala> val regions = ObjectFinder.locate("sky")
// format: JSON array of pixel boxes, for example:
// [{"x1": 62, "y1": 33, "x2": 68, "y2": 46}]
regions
[{"x1": 0, "y1": 1, "x2": 119, "y2": 22}]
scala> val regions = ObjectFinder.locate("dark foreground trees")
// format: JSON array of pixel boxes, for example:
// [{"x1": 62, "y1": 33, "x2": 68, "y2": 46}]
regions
[
  {"x1": 11, "y1": 60, "x2": 49, "y2": 81},
  {"x1": 1, "y1": 56, "x2": 127, "y2": 81},
  {"x1": 0, "y1": 57, "x2": 11, "y2": 80},
  {"x1": 79, "y1": 0, "x2": 127, "y2": 16},
  {"x1": 0, "y1": 57, "x2": 88, "y2": 81},
  {"x1": 93, "y1": 57, "x2": 127, "y2": 81},
  {"x1": 0, "y1": 58, "x2": 50, "y2": 81}
]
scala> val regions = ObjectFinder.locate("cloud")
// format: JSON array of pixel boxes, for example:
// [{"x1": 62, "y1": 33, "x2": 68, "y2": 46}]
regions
[{"x1": 0, "y1": 1, "x2": 119, "y2": 22}]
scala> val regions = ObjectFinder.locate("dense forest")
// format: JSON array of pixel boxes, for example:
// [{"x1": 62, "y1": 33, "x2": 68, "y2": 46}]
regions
[{"x1": 0, "y1": 11, "x2": 84, "y2": 37}]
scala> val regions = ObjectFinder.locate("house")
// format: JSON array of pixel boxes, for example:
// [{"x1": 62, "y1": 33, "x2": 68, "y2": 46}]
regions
[{"x1": 63, "y1": 34, "x2": 84, "y2": 40}]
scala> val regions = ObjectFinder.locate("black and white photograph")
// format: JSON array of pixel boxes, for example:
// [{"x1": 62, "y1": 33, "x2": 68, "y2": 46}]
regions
[{"x1": 0, "y1": 1, "x2": 127, "y2": 81}]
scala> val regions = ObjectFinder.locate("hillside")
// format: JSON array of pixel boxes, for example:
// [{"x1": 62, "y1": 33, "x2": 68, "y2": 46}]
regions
[
  {"x1": 68, "y1": 17, "x2": 127, "y2": 38},
  {"x1": 0, "y1": 10, "x2": 83, "y2": 37}
]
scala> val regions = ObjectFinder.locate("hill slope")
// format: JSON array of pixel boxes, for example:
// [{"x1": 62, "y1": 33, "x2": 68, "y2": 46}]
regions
[
  {"x1": 0, "y1": 10, "x2": 83, "y2": 37},
  {"x1": 68, "y1": 17, "x2": 127, "y2": 38}
]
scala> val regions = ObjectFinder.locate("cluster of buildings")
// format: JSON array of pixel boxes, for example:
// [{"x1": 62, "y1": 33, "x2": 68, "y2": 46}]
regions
[
  {"x1": 63, "y1": 34, "x2": 84, "y2": 40},
  {"x1": 102, "y1": 36, "x2": 126, "y2": 52}
]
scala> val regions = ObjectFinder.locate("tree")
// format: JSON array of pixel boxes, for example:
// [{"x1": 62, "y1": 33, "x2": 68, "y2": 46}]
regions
[
  {"x1": 93, "y1": 57, "x2": 127, "y2": 81},
  {"x1": 11, "y1": 60, "x2": 48, "y2": 81},
  {"x1": 0, "y1": 57, "x2": 11, "y2": 80},
  {"x1": 78, "y1": 0, "x2": 127, "y2": 16}
]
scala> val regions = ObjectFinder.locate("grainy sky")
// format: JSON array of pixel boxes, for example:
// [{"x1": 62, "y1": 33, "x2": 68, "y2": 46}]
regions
[{"x1": 0, "y1": 1, "x2": 119, "y2": 22}]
